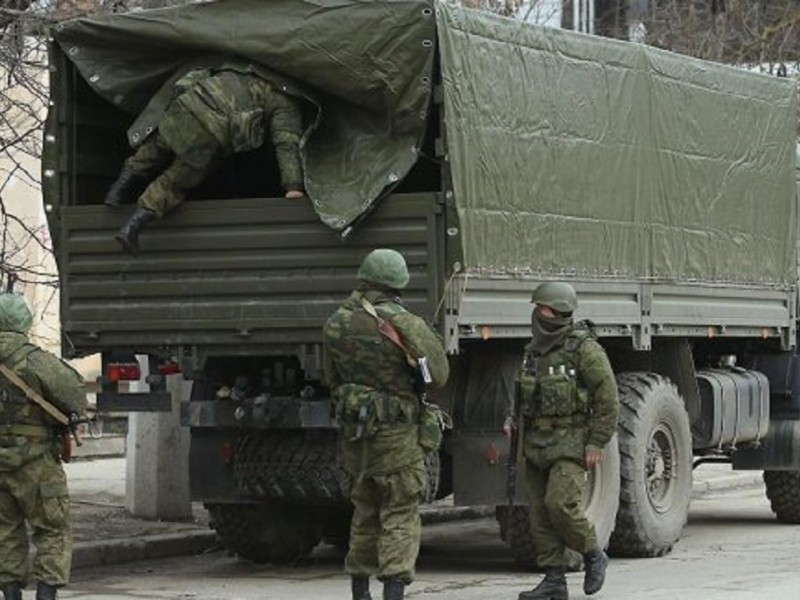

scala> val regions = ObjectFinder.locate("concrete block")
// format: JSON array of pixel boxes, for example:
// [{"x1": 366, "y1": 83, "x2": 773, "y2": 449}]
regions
[{"x1": 126, "y1": 357, "x2": 191, "y2": 520}]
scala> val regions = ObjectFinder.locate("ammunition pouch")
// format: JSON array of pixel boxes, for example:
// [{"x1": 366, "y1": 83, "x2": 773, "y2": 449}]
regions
[
  {"x1": 418, "y1": 403, "x2": 448, "y2": 454},
  {"x1": 334, "y1": 383, "x2": 416, "y2": 441},
  {"x1": 520, "y1": 371, "x2": 588, "y2": 420}
]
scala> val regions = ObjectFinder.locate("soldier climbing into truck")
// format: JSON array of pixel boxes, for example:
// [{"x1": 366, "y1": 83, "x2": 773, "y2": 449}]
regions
[{"x1": 104, "y1": 59, "x2": 307, "y2": 255}]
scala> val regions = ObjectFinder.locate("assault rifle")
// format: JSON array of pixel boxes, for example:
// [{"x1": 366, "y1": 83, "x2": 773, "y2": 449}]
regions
[{"x1": 506, "y1": 379, "x2": 523, "y2": 507}]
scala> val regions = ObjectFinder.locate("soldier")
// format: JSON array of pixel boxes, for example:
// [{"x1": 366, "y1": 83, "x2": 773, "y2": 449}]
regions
[
  {"x1": 515, "y1": 282, "x2": 619, "y2": 600},
  {"x1": 105, "y1": 64, "x2": 306, "y2": 254},
  {"x1": 0, "y1": 293, "x2": 87, "y2": 600},
  {"x1": 323, "y1": 249, "x2": 449, "y2": 600}
]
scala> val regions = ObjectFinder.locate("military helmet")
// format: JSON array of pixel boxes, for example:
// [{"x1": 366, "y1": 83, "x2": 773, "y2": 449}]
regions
[
  {"x1": 530, "y1": 282, "x2": 578, "y2": 314},
  {"x1": 0, "y1": 293, "x2": 33, "y2": 334},
  {"x1": 357, "y1": 248, "x2": 410, "y2": 290}
]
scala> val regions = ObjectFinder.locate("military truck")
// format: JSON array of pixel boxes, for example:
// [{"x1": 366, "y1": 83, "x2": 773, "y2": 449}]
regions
[{"x1": 45, "y1": 0, "x2": 800, "y2": 564}]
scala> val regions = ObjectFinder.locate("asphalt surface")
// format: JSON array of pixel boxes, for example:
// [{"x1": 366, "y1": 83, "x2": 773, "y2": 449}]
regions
[{"x1": 63, "y1": 454, "x2": 765, "y2": 570}]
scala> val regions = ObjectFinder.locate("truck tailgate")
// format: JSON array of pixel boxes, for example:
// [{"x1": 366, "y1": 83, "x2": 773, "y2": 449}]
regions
[{"x1": 58, "y1": 193, "x2": 442, "y2": 355}]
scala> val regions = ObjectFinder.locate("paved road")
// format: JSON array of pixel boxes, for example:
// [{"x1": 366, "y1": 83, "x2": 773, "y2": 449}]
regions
[{"x1": 63, "y1": 483, "x2": 797, "y2": 600}]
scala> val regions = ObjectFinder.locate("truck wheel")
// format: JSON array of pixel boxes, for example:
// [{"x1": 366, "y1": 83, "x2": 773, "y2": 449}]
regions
[
  {"x1": 206, "y1": 502, "x2": 322, "y2": 563},
  {"x1": 234, "y1": 431, "x2": 350, "y2": 502},
  {"x1": 609, "y1": 372, "x2": 692, "y2": 557},
  {"x1": 423, "y1": 452, "x2": 441, "y2": 504},
  {"x1": 495, "y1": 436, "x2": 620, "y2": 570},
  {"x1": 764, "y1": 471, "x2": 800, "y2": 523}
]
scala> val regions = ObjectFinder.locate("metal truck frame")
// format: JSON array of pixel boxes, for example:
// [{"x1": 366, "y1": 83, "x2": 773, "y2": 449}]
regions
[{"x1": 45, "y1": 0, "x2": 800, "y2": 564}]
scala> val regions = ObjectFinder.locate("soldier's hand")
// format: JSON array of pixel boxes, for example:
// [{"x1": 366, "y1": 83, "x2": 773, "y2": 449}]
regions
[
  {"x1": 285, "y1": 189, "x2": 305, "y2": 199},
  {"x1": 585, "y1": 445, "x2": 603, "y2": 468}
]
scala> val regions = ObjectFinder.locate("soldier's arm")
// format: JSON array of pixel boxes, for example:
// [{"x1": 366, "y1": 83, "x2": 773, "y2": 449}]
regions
[
  {"x1": 268, "y1": 93, "x2": 303, "y2": 191},
  {"x1": 580, "y1": 340, "x2": 619, "y2": 450},
  {"x1": 27, "y1": 350, "x2": 87, "y2": 417},
  {"x1": 391, "y1": 312, "x2": 450, "y2": 389}
]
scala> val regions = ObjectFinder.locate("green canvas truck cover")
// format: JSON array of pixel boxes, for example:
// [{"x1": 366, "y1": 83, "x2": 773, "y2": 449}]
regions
[
  {"x1": 50, "y1": 0, "x2": 797, "y2": 287},
  {"x1": 49, "y1": 0, "x2": 436, "y2": 231},
  {"x1": 438, "y1": 3, "x2": 798, "y2": 287}
]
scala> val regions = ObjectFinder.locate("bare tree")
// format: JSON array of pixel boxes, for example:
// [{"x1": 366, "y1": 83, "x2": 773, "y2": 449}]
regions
[
  {"x1": 634, "y1": 0, "x2": 800, "y2": 68},
  {"x1": 0, "y1": 0, "x2": 190, "y2": 343}
]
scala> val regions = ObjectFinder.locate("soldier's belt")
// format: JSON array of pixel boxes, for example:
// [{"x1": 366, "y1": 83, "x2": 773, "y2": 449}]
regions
[{"x1": 526, "y1": 414, "x2": 587, "y2": 430}]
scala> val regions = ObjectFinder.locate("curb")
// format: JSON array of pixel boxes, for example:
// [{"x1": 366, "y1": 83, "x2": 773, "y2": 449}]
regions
[
  {"x1": 691, "y1": 472, "x2": 764, "y2": 497},
  {"x1": 421, "y1": 505, "x2": 495, "y2": 524},
  {"x1": 72, "y1": 531, "x2": 218, "y2": 569}
]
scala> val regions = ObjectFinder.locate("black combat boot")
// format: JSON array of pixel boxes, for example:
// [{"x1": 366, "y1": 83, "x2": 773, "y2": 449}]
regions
[
  {"x1": 351, "y1": 575, "x2": 372, "y2": 600},
  {"x1": 35, "y1": 581, "x2": 58, "y2": 600},
  {"x1": 2, "y1": 582, "x2": 23, "y2": 600},
  {"x1": 115, "y1": 206, "x2": 157, "y2": 254},
  {"x1": 583, "y1": 549, "x2": 609, "y2": 595},
  {"x1": 104, "y1": 168, "x2": 154, "y2": 208},
  {"x1": 383, "y1": 578, "x2": 405, "y2": 600},
  {"x1": 518, "y1": 568, "x2": 568, "y2": 600}
]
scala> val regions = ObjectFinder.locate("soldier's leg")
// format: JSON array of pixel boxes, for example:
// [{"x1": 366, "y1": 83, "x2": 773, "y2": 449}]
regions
[
  {"x1": 0, "y1": 470, "x2": 28, "y2": 590},
  {"x1": 25, "y1": 455, "x2": 72, "y2": 589},
  {"x1": 524, "y1": 461, "x2": 566, "y2": 567},
  {"x1": 345, "y1": 475, "x2": 381, "y2": 579},
  {"x1": 124, "y1": 135, "x2": 174, "y2": 174},
  {"x1": 137, "y1": 145, "x2": 218, "y2": 218},
  {"x1": 519, "y1": 461, "x2": 568, "y2": 600},
  {"x1": 105, "y1": 135, "x2": 174, "y2": 207},
  {"x1": 543, "y1": 459, "x2": 597, "y2": 554},
  {"x1": 116, "y1": 145, "x2": 217, "y2": 253},
  {"x1": 544, "y1": 460, "x2": 608, "y2": 595},
  {"x1": 375, "y1": 460, "x2": 425, "y2": 585}
]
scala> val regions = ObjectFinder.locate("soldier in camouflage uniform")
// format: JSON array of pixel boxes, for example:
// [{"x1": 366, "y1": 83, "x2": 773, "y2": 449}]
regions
[
  {"x1": 0, "y1": 294, "x2": 87, "y2": 600},
  {"x1": 323, "y1": 249, "x2": 449, "y2": 600},
  {"x1": 105, "y1": 64, "x2": 305, "y2": 254},
  {"x1": 516, "y1": 282, "x2": 619, "y2": 600}
]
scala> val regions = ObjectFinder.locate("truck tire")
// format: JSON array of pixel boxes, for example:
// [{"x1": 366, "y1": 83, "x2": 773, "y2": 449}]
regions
[
  {"x1": 764, "y1": 470, "x2": 800, "y2": 523},
  {"x1": 206, "y1": 502, "x2": 322, "y2": 563},
  {"x1": 234, "y1": 431, "x2": 350, "y2": 502},
  {"x1": 423, "y1": 452, "x2": 441, "y2": 504},
  {"x1": 609, "y1": 372, "x2": 692, "y2": 557},
  {"x1": 495, "y1": 435, "x2": 620, "y2": 570}
]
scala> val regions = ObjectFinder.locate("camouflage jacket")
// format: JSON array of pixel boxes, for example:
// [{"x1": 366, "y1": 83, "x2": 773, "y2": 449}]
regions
[
  {"x1": 520, "y1": 322, "x2": 619, "y2": 469},
  {"x1": 154, "y1": 62, "x2": 305, "y2": 189},
  {"x1": 0, "y1": 332, "x2": 87, "y2": 470},
  {"x1": 323, "y1": 288, "x2": 449, "y2": 475}
]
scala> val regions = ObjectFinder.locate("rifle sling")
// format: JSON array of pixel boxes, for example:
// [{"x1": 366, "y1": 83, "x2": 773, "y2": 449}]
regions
[
  {"x1": 360, "y1": 297, "x2": 416, "y2": 365},
  {"x1": 0, "y1": 364, "x2": 70, "y2": 426}
]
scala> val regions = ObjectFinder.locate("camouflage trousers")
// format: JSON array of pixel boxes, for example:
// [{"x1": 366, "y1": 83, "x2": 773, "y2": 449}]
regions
[
  {"x1": 345, "y1": 460, "x2": 425, "y2": 584},
  {"x1": 0, "y1": 452, "x2": 72, "y2": 587},
  {"x1": 524, "y1": 458, "x2": 598, "y2": 568},
  {"x1": 125, "y1": 120, "x2": 219, "y2": 218}
]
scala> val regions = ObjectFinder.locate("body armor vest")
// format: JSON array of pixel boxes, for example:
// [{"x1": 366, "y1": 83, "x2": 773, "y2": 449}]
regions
[{"x1": 520, "y1": 328, "x2": 594, "y2": 424}]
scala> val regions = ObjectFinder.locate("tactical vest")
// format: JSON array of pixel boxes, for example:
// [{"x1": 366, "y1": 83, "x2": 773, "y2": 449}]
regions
[
  {"x1": 519, "y1": 328, "x2": 594, "y2": 427},
  {"x1": 327, "y1": 293, "x2": 419, "y2": 441},
  {"x1": 0, "y1": 342, "x2": 56, "y2": 470}
]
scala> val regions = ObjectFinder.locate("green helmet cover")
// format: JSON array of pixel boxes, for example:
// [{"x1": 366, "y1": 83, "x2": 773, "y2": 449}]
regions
[
  {"x1": 0, "y1": 293, "x2": 33, "y2": 333},
  {"x1": 530, "y1": 282, "x2": 578, "y2": 313},
  {"x1": 357, "y1": 248, "x2": 410, "y2": 289}
]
